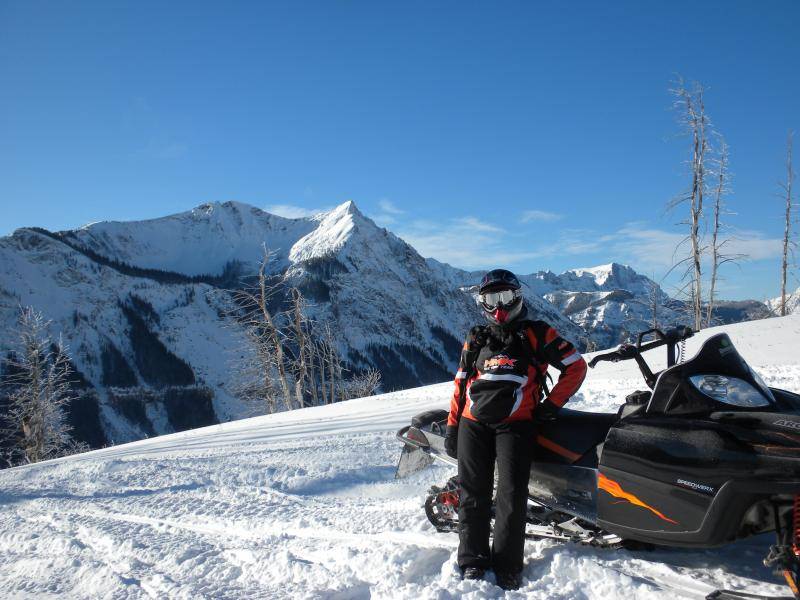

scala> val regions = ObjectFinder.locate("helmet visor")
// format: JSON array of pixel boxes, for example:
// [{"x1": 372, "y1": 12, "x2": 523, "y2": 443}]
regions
[{"x1": 478, "y1": 289, "x2": 520, "y2": 309}]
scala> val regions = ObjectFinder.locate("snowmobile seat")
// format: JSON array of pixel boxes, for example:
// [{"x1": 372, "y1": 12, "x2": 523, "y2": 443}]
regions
[
  {"x1": 535, "y1": 408, "x2": 617, "y2": 466},
  {"x1": 412, "y1": 409, "x2": 449, "y2": 435},
  {"x1": 409, "y1": 407, "x2": 617, "y2": 467}
]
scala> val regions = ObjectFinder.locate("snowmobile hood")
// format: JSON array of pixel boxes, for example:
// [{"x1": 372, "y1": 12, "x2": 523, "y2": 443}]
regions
[{"x1": 647, "y1": 334, "x2": 786, "y2": 416}]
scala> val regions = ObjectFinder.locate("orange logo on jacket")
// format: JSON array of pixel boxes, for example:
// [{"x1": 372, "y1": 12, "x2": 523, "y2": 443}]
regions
[{"x1": 484, "y1": 355, "x2": 517, "y2": 370}]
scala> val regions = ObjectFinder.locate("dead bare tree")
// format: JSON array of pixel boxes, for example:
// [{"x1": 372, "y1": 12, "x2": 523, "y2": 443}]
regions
[
  {"x1": 222, "y1": 253, "x2": 383, "y2": 411},
  {"x1": 320, "y1": 324, "x2": 343, "y2": 403},
  {"x1": 228, "y1": 321, "x2": 281, "y2": 414},
  {"x1": 1, "y1": 307, "x2": 82, "y2": 465},
  {"x1": 225, "y1": 247, "x2": 295, "y2": 412},
  {"x1": 664, "y1": 281, "x2": 700, "y2": 331},
  {"x1": 256, "y1": 253, "x2": 294, "y2": 410},
  {"x1": 645, "y1": 277, "x2": 663, "y2": 330},
  {"x1": 706, "y1": 135, "x2": 741, "y2": 327},
  {"x1": 289, "y1": 287, "x2": 314, "y2": 408},
  {"x1": 316, "y1": 336, "x2": 329, "y2": 405},
  {"x1": 780, "y1": 131, "x2": 796, "y2": 317},
  {"x1": 669, "y1": 78, "x2": 711, "y2": 331},
  {"x1": 343, "y1": 368, "x2": 382, "y2": 400}
]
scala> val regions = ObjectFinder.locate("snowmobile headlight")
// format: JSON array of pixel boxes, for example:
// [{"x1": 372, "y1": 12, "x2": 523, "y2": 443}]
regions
[
  {"x1": 689, "y1": 374, "x2": 771, "y2": 408},
  {"x1": 748, "y1": 367, "x2": 777, "y2": 403}
]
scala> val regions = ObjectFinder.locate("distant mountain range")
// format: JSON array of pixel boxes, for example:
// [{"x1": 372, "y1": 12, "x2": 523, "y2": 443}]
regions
[{"x1": 0, "y1": 200, "x2": 774, "y2": 449}]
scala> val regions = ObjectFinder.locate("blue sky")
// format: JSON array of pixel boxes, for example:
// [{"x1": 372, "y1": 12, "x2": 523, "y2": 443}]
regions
[{"x1": 1, "y1": 1, "x2": 798, "y2": 300}]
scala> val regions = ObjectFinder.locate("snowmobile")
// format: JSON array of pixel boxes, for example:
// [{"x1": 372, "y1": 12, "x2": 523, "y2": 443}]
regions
[{"x1": 396, "y1": 326, "x2": 800, "y2": 599}]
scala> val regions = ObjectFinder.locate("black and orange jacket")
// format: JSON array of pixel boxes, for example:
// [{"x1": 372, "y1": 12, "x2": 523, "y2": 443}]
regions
[{"x1": 447, "y1": 320, "x2": 587, "y2": 426}]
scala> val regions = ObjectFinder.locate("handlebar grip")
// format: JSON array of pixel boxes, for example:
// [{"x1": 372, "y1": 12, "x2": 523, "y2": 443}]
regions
[
  {"x1": 588, "y1": 351, "x2": 621, "y2": 368},
  {"x1": 667, "y1": 325, "x2": 694, "y2": 340}
]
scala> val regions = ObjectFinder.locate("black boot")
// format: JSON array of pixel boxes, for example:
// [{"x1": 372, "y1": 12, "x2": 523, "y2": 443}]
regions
[
  {"x1": 495, "y1": 571, "x2": 522, "y2": 590},
  {"x1": 461, "y1": 567, "x2": 485, "y2": 581}
]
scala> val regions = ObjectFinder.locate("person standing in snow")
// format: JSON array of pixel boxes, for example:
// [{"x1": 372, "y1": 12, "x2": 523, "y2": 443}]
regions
[{"x1": 444, "y1": 269, "x2": 587, "y2": 590}]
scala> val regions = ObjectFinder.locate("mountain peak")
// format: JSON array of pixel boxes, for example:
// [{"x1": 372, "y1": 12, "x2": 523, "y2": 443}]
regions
[
  {"x1": 566, "y1": 262, "x2": 634, "y2": 286},
  {"x1": 289, "y1": 201, "x2": 369, "y2": 263},
  {"x1": 326, "y1": 200, "x2": 362, "y2": 219},
  {"x1": 191, "y1": 200, "x2": 278, "y2": 222}
]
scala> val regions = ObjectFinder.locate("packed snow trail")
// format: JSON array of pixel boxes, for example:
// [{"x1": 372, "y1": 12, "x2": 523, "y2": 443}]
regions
[{"x1": 1, "y1": 316, "x2": 799, "y2": 599}]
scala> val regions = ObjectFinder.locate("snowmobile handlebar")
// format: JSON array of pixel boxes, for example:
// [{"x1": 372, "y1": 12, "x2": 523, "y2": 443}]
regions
[
  {"x1": 587, "y1": 326, "x2": 694, "y2": 387},
  {"x1": 588, "y1": 326, "x2": 693, "y2": 368}
]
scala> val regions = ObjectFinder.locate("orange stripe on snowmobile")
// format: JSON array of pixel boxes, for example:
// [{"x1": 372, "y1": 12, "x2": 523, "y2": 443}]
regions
[
  {"x1": 784, "y1": 570, "x2": 800, "y2": 597},
  {"x1": 598, "y1": 473, "x2": 679, "y2": 525},
  {"x1": 536, "y1": 435, "x2": 582, "y2": 463}
]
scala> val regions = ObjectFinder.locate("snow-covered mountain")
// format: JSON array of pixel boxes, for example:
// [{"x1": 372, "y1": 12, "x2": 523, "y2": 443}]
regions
[
  {"x1": 767, "y1": 287, "x2": 800, "y2": 315},
  {"x1": 431, "y1": 261, "x2": 678, "y2": 350},
  {"x1": 0, "y1": 200, "x2": 772, "y2": 449},
  {"x1": 67, "y1": 200, "x2": 318, "y2": 277},
  {"x1": 1, "y1": 315, "x2": 797, "y2": 598},
  {"x1": 0, "y1": 201, "x2": 583, "y2": 448},
  {"x1": 522, "y1": 263, "x2": 676, "y2": 349},
  {"x1": 523, "y1": 263, "x2": 772, "y2": 349}
]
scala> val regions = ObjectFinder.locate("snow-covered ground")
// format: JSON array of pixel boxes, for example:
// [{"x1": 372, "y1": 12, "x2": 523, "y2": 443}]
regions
[{"x1": 1, "y1": 316, "x2": 800, "y2": 599}]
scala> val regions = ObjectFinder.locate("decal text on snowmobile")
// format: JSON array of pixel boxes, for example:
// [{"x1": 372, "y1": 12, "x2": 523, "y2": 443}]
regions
[{"x1": 676, "y1": 479, "x2": 715, "y2": 494}]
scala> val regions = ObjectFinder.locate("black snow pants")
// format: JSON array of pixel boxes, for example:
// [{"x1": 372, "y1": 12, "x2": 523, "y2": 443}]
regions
[{"x1": 457, "y1": 418, "x2": 535, "y2": 574}]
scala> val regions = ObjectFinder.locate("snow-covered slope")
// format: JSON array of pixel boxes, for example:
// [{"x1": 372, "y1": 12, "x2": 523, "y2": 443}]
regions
[{"x1": 0, "y1": 315, "x2": 798, "y2": 598}]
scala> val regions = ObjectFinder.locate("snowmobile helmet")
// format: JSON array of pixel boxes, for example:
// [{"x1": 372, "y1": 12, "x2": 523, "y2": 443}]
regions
[{"x1": 477, "y1": 269, "x2": 524, "y2": 325}]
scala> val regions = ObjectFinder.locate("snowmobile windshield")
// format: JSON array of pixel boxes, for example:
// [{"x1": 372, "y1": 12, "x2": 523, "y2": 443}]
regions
[{"x1": 647, "y1": 333, "x2": 775, "y2": 415}]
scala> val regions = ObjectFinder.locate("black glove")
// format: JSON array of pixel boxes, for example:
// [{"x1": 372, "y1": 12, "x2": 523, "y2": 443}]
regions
[
  {"x1": 445, "y1": 425, "x2": 458, "y2": 459},
  {"x1": 467, "y1": 325, "x2": 489, "y2": 352},
  {"x1": 487, "y1": 324, "x2": 515, "y2": 350},
  {"x1": 535, "y1": 401, "x2": 559, "y2": 424}
]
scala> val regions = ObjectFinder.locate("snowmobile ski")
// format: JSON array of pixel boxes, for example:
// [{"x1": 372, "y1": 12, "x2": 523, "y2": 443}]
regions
[{"x1": 706, "y1": 590, "x2": 794, "y2": 600}]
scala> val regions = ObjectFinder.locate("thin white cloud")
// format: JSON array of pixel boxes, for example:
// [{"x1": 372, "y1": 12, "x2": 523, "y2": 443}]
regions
[
  {"x1": 562, "y1": 224, "x2": 784, "y2": 273},
  {"x1": 264, "y1": 204, "x2": 328, "y2": 219},
  {"x1": 522, "y1": 210, "x2": 563, "y2": 223},
  {"x1": 606, "y1": 226, "x2": 688, "y2": 270},
  {"x1": 726, "y1": 230, "x2": 784, "y2": 260},
  {"x1": 550, "y1": 229, "x2": 605, "y2": 256},
  {"x1": 452, "y1": 217, "x2": 506, "y2": 233},
  {"x1": 396, "y1": 218, "x2": 537, "y2": 269},
  {"x1": 372, "y1": 214, "x2": 397, "y2": 227},
  {"x1": 374, "y1": 207, "x2": 783, "y2": 293},
  {"x1": 379, "y1": 198, "x2": 404, "y2": 215}
]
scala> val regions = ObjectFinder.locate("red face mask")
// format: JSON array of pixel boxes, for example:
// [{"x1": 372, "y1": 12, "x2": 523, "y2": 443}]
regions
[{"x1": 492, "y1": 308, "x2": 510, "y2": 323}]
